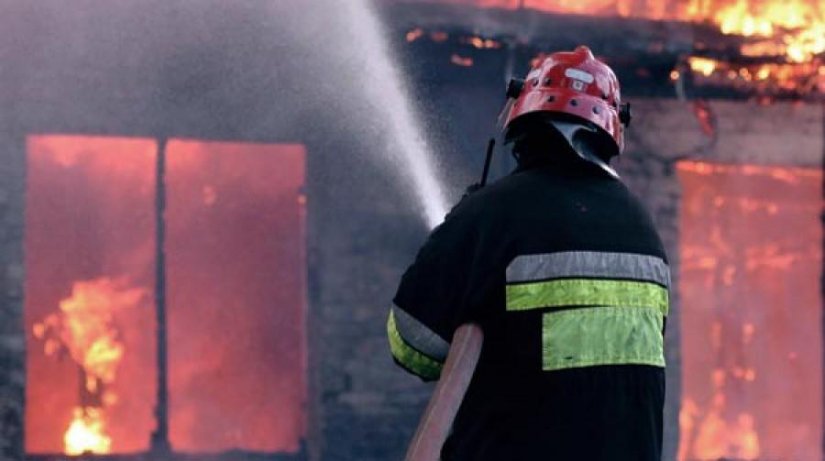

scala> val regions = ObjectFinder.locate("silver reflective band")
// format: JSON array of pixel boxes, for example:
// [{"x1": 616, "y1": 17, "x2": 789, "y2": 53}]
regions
[
  {"x1": 507, "y1": 251, "x2": 670, "y2": 287},
  {"x1": 565, "y1": 68, "x2": 595, "y2": 84},
  {"x1": 391, "y1": 305, "x2": 450, "y2": 361}
]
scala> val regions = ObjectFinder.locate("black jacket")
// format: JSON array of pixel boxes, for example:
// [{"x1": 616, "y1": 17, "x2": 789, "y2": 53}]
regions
[{"x1": 390, "y1": 159, "x2": 669, "y2": 461}]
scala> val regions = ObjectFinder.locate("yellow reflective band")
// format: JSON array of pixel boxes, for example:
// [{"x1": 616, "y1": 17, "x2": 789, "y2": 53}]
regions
[
  {"x1": 387, "y1": 311, "x2": 444, "y2": 380},
  {"x1": 542, "y1": 306, "x2": 665, "y2": 371},
  {"x1": 506, "y1": 278, "x2": 669, "y2": 315}
]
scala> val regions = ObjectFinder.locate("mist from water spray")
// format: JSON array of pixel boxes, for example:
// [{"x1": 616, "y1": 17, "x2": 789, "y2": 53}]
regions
[{"x1": 335, "y1": 1, "x2": 449, "y2": 228}]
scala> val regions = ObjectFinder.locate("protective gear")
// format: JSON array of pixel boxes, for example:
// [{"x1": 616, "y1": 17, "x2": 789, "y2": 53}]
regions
[
  {"x1": 503, "y1": 46, "x2": 631, "y2": 159},
  {"x1": 389, "y1": 164, "x2": 669, "y2": 460}
]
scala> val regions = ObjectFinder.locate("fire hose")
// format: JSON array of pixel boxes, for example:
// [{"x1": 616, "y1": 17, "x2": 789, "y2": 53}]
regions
[
  {"x1": 404, "y1": 323, "x2": 484, "y2": 461},
  {"x1": 404, "y1": 140, "x2": 493, "y2": 460}
]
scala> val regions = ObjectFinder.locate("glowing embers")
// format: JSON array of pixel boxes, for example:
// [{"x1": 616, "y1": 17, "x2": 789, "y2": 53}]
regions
[
  {"x1": 25, "y1": 135, "x2": 308, "y2": 455},
  {"x1": 685, "y1": 57, "x2": 825, "y2": 98},
  {"x1": 677, "y1": 161, "x2": 822, "y2": 460}
]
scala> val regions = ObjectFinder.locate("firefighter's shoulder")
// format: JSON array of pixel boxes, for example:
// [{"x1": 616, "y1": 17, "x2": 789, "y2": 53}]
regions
[{"x1": 450, "y1": 172, "x2": 528, "y2": 218}]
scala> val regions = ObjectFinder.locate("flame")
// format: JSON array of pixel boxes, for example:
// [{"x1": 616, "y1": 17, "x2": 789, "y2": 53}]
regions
[
  {"x1": 410, "y1": 0, "x2": 825, "y2": 95},
  {"x1": 678, "y1": 317, "x2": 764, "y2": 459},
  {"x1": 689, "y1": 57, "x2": 718, "y2": 77},
  {"x1": 712, "y1": 0, "x2": 825, "y2": 62},
  {"x1": 26, "y1": 136, "x2": 309, "y2": 453},
  {"x1": 33, "y1": 277, "x2": 146, "y2": 454},
  {"x1": 64, "y1": 408, "x2": 112, "y2": 455},
  {"x1": 527, "y1": 0, "x2": 825, "y2": 64},
  {"x1": 678, "y1": 162, "x2": 823, "y2": 460},
  {"x1": 682, "y1": 384, "x2": 761, "y2": 460}
]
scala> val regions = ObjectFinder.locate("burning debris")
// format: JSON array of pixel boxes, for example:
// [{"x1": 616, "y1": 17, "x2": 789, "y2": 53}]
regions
[
  {"x1": 390, "y1": 0, "x2": 825, "y2": 99},
  {"x1": 32, "y1": 278, "x2": 148, "y2": 455}
]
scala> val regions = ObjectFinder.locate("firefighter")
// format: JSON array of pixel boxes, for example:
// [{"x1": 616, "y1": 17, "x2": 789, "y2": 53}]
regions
[{"x1": 387, "y1": 46, "x2": 669, "y2": 461}]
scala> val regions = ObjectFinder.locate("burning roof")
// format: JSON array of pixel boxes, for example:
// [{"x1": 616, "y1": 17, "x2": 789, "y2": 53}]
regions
[{"x1": 385, "y1": 0, "x2": 825, "y2": 100}]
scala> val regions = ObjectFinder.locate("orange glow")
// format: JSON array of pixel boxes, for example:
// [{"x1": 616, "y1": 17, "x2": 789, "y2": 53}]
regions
[
  {"x1": 689, "y1": 57, "x2": 718, "y2": 77},
  {"x1": 450, "y1": 54, "x2": 474, "y2": 66},
  {"x1": 64, "y1": 408, "x2": 111, "y2": 455},
  {"x1": 425, "y1": 0, "x2": 824, "y2": 62},
  {"x1": 712, "y1": 0, "x2": 825, "y2": 62},
  {"x1": 678, "y1": 162, "x2": 822, "y2": 460},
  {"x1": 165, "y1": 139, "x2": 307, "y2": 452},
  {"x1": 416, "y1": 0, "x2": 825, "y2": 93},
  {"x1": 406, "y1": 27, "x2": 424, "y2": 42},
  {"x1": 686, "y1": 57, "x2": 824, "y2": 96},
  {"x1": 26, "y1": 135, "x2": 307, "y2": 454},
  {"x1": 32, "y1": 277, "x2": 146, "y2": 454},
  {"x1": 462, "y1": 36, "x2": 502, "y2": 49},
  {"x1": 26, "y1": 135, "x2": 157, "y2": 455},
  {"x1": 527, "y1": 0, "x2": 825, "y2": 64},
  {"x1": 35, "y1": 278, "x2": 145, "y2": 386}
]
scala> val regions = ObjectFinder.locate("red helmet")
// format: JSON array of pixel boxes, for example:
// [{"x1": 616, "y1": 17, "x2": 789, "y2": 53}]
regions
[{"x1": 503, "y1": 46, "x2": 631, "y2": 155}]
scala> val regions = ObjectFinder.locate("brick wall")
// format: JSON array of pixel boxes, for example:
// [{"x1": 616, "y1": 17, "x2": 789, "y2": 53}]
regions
[{"x1": 0, "y1": 130, "x2": 26, "y2": 461}]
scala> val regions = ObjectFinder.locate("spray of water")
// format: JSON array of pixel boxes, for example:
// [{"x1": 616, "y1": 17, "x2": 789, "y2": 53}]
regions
[{"x1": 336, "y1": 1, "x2": 450, "y2": 228}]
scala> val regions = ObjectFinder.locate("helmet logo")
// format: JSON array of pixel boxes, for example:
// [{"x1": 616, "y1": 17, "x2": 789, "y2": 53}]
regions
[{"x1": 564, "y1": 68, "x2": 594, "y2": 92}]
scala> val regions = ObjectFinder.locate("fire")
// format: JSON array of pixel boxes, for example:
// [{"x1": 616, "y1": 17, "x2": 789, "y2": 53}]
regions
[
  {"x1": 33, "y1": 277, "x2": 147, "y2": 454},
  {"x1": 26, "y1": 136, "x2": 308, "y2": 454},
  {"x1": 689, "y1": 57, "x2": 717, "y2": 77},
  {"x1": 64, "y1": 408, "x2": 112, "y2": 455},
  {"x1": 409, "y1": 0, "x2": 825, "y2": 95},
  {"x1": 678, "y1": 162, "x2": 822, "y2": 460},
  {"x1": 523, "y1": 0, "x2": 825, "y2": 62},
  {"x1": 680, "y1": 383, "x2": 761, "y2": 460},
  {"x1": 712, "y1": 0, "x2": 825, "y2": 62}
]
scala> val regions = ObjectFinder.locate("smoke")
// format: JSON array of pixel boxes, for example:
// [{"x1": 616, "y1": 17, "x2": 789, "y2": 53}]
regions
[
  {"x1": 273, "y1": 0, "x2": 450, "y2": 227},
  {"x1": 4, "y1": 0, "x2": 450, "y2": 226},
  {"x1": 12, "y1": 0, "x2": 453, "y2": 453}
]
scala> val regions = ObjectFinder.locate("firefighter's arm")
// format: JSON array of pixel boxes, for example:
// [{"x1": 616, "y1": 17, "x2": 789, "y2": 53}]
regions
[
  {"x1": 388, "y1": 200, "x2": 483, "y2": 381},
  {"x1": 387, "y1": 305, "x2": 450, "y2": 381}
]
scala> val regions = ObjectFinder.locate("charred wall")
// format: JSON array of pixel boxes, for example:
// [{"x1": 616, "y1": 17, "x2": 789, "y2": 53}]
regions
[{"x1": 0, "y1": 128, "x2": 26, "y2": 461}]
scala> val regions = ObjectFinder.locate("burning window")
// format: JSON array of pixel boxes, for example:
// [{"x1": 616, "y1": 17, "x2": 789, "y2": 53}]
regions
[
  {"x1": 25, "y1": 135, "x2": 307, "y2": 456},
  {"x1": 677, "y1": 161, "x2": 822, "y2": 461}
]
